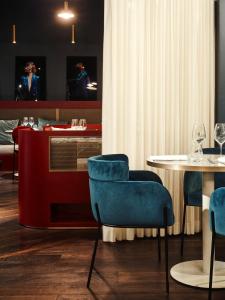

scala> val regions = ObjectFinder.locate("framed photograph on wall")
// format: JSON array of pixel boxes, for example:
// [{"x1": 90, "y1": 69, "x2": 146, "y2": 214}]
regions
[
  {"x1": 15, "y1": 56, "x2": 46, "y2": 101},
  {"x1": 66, "y1": 56, "x2": 97, "y2": 100}
]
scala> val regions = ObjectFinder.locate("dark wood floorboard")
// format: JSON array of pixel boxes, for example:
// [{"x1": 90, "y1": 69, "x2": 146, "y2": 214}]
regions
[{"x1": 0, "y1": 172, "x2": 225, "y2": 299}]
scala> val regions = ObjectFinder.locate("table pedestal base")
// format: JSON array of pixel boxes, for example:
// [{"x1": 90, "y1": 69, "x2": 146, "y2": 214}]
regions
[{"x1": 170, "y1": 260, "x2": 225, "y2": 288}]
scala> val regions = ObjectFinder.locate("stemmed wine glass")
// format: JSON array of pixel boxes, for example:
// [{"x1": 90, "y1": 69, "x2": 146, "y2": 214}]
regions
[
  {"x1": 214, "y1": 123, "x2": 225, "y2": 157},
  {"x1": 71, "y1": 119, "x2": 79, "y2": 128},
  {"x1": 28, "y1": 117, "x2": 35, "y2": 128},
  {"x1": 79, "y1": 119, "x2": 87, "y2": 130},
  {"x1": 192, "y1": 123, "x2": 206, "y2": 160},
  {"x1": 22, "y1": 117, "x2": 29, "y2": 126}
]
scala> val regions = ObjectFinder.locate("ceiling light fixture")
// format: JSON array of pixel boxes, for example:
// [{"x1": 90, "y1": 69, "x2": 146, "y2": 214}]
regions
[
  {"x1": 12, "y1": 24, "x2": 16, "y2": 44},
  {"x1": 57, "y1": 1, "x2": 75, "y2": 20},
  {"x1": 71, "y1": 24, "x2": 75, "y2": 44}
]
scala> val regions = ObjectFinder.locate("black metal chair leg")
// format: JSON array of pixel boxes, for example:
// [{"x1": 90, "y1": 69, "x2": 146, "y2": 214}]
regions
[
  {"x1": 87, "y1": 225, "x2": 101, "y2": 288},
  {"x1": 157, "y1": 228, "x2": 161, "y2": 262},
  {"x1": 12, "y1": 144, "x2": 16, "y2": 180},
  {"x1": 164, "y1": 207, "x2": 169, "y2": 294},
  {"x1": 181, "y1": 203, "x2": 187, "y2": 256},
  {"x1": 209, "y1": 212, "x2": 215, "y2": 300}
]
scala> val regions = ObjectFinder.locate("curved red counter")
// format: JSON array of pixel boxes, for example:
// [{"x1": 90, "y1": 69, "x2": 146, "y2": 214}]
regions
[{"x1": 18, "y1": 127, "x2": 101, "y2": 228}]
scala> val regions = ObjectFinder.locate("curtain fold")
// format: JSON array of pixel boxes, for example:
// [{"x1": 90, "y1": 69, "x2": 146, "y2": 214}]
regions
[{"x1": 102, "y1": 0, "x2": 215, "y2": 242}]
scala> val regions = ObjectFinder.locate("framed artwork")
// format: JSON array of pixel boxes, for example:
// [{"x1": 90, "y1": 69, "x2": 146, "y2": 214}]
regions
[
  {"x1": 66, "y1": 56, "x2": 97, "y2": 100},
  {"x1": 15, "y1": 56, "x2": 46, "y2": 101}
]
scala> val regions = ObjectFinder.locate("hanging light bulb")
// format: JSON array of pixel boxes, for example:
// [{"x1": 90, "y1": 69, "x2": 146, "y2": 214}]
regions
[{"x1": 57, "y1": 1, "x2": 75, "y2": 20}]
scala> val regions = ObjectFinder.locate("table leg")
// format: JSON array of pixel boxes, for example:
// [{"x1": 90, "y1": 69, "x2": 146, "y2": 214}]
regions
[
  {"x1": 170, "y1": 172, "x2": 225, "y2": 288},
  {"x1": 202, "y1": 172, "x2": 214, "y2": 274}
]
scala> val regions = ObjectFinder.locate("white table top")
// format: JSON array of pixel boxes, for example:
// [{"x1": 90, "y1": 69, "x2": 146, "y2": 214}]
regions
[
  {"x1": 147, "y1": 154, "x2": 225, "y2": 288},
  {"x1": 147, "y1": 154, "x2": 225, "y2": 172}
]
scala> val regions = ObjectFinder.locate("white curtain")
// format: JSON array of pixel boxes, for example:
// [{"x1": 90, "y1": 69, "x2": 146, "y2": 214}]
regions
[{"x1": 102, "y1": 0, "x2": 215, "y2": 242}]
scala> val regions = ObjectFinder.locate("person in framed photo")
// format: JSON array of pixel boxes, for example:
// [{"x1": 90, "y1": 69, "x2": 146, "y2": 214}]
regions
[
  {"x1": 67, "y1": 62, "x2": 90, "y2": 100},
  {"x1": 16, "y1": 62, "x2": 40, "y2": 101}
]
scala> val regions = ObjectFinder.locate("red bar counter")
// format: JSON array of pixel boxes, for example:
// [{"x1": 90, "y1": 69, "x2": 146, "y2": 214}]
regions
[{"x1": 18, "y1": 126, "x2": 101, "y2": 228}]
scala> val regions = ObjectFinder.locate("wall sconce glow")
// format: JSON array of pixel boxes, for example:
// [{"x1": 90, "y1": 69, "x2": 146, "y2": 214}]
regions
[
  {"x1": 87, "y1": 82, "x2": 98, "y2": 91},
  {"x1": 71, "y1": 24, "x2": 75, "y2": 44},
  {"x1": 58, "y1": 1, "x2": 75, "y2": 20},
  {"x1": 12, "y1": 24, "x2": 16, "y2": 44}
]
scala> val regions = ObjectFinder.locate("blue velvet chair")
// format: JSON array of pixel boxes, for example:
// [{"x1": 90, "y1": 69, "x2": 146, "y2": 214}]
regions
[
  {"x1": 87, "y1": 154, "x2": 174, "y2": 293},
  {"x1": 181, "y1": 148, "x2": 225, "y2": 256},
  {"x1": 209, "y1": 188, "x2": 225, "y2": 300}
]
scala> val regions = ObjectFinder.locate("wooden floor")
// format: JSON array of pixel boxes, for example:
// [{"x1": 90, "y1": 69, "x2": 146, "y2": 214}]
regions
[{"x1": 0, "y1": 173, "x2": 225, "y2": 300}]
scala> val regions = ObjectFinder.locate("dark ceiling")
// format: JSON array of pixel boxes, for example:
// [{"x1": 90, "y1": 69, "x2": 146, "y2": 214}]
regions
[{"x1": 0, "y1": 0, "x2": 104, "y2": 44}]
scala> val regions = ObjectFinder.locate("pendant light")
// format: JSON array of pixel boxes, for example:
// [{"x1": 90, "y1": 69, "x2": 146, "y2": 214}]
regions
[{"x1": 57, "y1": 1, "x2": 75, "y2": 20}]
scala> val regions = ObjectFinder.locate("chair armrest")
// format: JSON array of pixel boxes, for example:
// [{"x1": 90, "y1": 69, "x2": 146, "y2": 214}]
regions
[
  {"x1": 90, "y1": 180, "x2": 174, "y2": 227},
  {"x1": 129, "y1": 170, "x2": 162, "y2": 184}
]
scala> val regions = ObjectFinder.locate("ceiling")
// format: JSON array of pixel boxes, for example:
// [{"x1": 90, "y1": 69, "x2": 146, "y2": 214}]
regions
[{"x1": 0, "y1": 0, "x2": 104, "y2": 44}]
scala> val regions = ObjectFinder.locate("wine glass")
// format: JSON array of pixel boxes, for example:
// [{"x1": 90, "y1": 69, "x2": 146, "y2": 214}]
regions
[
  {"x1": 192, "y1": 123, "x2": 206, "y2": 159},
  {"x1": 71, "y1": 119, "x2": 79, "y2": 128},
  {"x1": 22, "y1": 117, "x2": 29, "y2": 126},
  {"x1": 28, "y1": 117, "x2": 35, "y2": 128},
  {"x1": 79, "y1": 119, "x2": 87, "y2": 130},
  {"x1": 214, "y1": 123, "x2": 225, "y2": 157}
]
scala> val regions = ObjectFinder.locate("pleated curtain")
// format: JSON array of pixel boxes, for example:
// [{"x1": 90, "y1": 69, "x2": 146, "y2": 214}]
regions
[{"x1": 102, "y1": 0, "x2": 215, "y2": 242}]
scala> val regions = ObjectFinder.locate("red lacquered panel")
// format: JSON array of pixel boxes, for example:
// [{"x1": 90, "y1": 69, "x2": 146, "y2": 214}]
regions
[
  {"x1": 18, "y1": 128, "x2": 101, "y2": 228},
  {"x1": 0, "y1": 100, "x2": 101, "y2": 109}
]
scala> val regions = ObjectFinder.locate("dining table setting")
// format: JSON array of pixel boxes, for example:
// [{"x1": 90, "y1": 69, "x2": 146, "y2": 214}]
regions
[{"x1": 147, "y1": 122, "x2": 225, "y2": 289}]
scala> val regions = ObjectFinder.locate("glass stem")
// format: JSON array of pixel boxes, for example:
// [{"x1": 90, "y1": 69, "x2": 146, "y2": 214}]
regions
[
  {"x1": 220, "y1": 143, "x2": 223, "y2": 157},
  {"x1": 199, "y1": 143, "x2": 203, "y2": 156}
]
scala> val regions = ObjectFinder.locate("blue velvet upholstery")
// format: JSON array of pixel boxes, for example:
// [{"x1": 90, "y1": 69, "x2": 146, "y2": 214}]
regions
[
  {"x1": 88, "y1": 154, "x2": 174, "y2": 227},
  {"x1": 183, "y1": 172, "x2": 202, "y2": 206},
  {"x1": 129, "y1": 170, "x2": 162, "y2": 184},
  {"x1": 210, "y1": 188, "x2": 225, "y2": 236},
  {"x1": 184, "y1": 148, "x2": 225, "y2": 207},
  {"x1": 204, "y1": 148, "x2": 225, "y2": 189},
  {"x1": 88, "y1": 154, "x2": 129, "y2": 181}
]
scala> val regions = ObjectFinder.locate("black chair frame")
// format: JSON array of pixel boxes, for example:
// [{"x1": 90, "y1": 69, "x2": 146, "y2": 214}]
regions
[
  {"x1": 12, "y1": 141, "x2": 18, "y2": 180},
  {"x1": 208, "y1": 211, "x2": 219, "y2": 300},
  {"x1": 181, "y1": 195, "x2": 202, "y2": 256},
  {"x1": 180, "y1": 202, "x2": 187, "y2": 256},
  {"x1": 87, "y1": 203, "x2": 170, "y2": 294}
]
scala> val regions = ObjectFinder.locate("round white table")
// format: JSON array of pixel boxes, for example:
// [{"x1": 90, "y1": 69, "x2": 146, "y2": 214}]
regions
[{"x1": 147, "y1": 154, "x2": 225, "y2": 289}]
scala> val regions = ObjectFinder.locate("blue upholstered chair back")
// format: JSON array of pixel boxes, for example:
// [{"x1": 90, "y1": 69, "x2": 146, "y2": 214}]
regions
[
  {"x1": 88, "y1": 154, "x2": 174, "y2": 227},
  {"x1": 184, "y1": 148, "x2": 225, "y2": 206},
  {"x1": 204, "y1": 148, "x2": 225, "y2": 189},
  {"x1": 210, "y1": 188, "x2": 225, "y2": 236},
  {"x1": 88, "y1": 154, "x2": 129, "y2": 182}
]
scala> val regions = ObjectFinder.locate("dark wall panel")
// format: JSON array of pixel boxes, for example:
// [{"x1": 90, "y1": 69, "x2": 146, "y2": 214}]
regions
[
  {"x1": 216, "y1": 0, "x2": 225, "y2": 121},
  {"x1": 0, "y1": 0, "x2": 103, "y2": 101}
]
